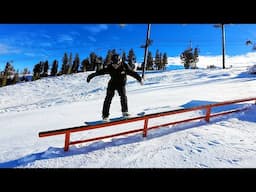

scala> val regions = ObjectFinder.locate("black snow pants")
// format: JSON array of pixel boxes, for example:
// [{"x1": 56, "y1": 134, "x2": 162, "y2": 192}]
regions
[{"x1": 102, "y1": 82, "x2": 127, "y2": 118}]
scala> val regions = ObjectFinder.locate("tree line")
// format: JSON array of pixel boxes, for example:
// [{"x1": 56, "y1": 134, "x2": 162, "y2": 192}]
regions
[
  {"x1": 0, "y1": 44, "x2": 200, "y2": 88},
  {"x1": 0, "y1": 48, "x2": 168, "y2": 87}
]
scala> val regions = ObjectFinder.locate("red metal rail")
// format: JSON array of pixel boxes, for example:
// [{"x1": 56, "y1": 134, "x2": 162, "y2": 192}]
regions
[{"x1": 39, "y1": 97, "x2": 256, "y2": 151}]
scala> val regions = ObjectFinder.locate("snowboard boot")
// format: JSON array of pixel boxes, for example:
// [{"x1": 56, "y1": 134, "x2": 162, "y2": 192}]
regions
[
  {"x1": 102, "y1": 116, "x2": 110, "y2": 122},
  {"x1": 122, "y1": 112, "x2": 131, "y2": 118}
]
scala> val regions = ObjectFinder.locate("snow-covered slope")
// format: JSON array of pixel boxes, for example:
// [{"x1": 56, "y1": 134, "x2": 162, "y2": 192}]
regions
[{"x1": 0, "y1": 65, "x2": 256, "y2": 168}]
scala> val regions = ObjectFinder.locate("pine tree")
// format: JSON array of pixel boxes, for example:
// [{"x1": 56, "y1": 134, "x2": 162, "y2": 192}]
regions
[
  {"x1": 0, "y1": 72, "x2": 7, "y2": 87},
  {"x1": 51, "y1": 60, "x2": 58, "y2": 76},
  {"x1": 21, "y1": 68, "x2": 29, "y2": 81},
  {"x1": 111, "y1": 49, "x2": 117, "y2": 55},
  {"x1": 33, "y1": 63, "x2": 41, "y2": 80},
  {"x1": 67, "y1": 53, "x2": 73, "y2": 74},
  {"x1": 4, "y1": 62, "x2": 15, "y2": 85},
  {"x1": 162, "y1": 52, "x2": 168, "y2": 70},
  {"x1": 180, "y1": 47, "x2": 199, "y2": 69},
  {"x1": 61, "y1": 52, "x2": 69, "y2": 74},
  {"x1": 154, "y1": 49, "x2": 160, "y2": 70},
  {"x1": 81, "y1": 58, "x2": 89, "y2": 72},
  {"x1": 43, "y1": 60, "x2": 49, "y2": 77},
  {"x1": 105, "y1": 50, "x2": 113, "y2": 65},
  {"x1": 159, "y1": 53, "x2": 163, "y2": 70},
  {"x1": 39, "y1": 61, "x2": 44, "y2": 77},
  {"x1": 95, "y1": 56, "x2": 103, "y2": 71},
  {"x1": 72, "y1": 53, "x2": 80, "y2": 73},
  {"x1": 89, "y1": 52, "x2": 97, "y2": 71},
  {"x1": 146, "y1": 51, "x2": 153, "y2": 70},
  {"x1": 4, "y1": 62, "x2": 15, "y2": 77},
  {"x1": 194, "y1": 48, "x2": 199, "y2": 64},
  {"x1": 122, "y1": 51, "x2": 127, "y2": 64},
  {"x1": 12, "y1": 70, "x2": 19, "y2": 84},
  {"x1": 0, "y1": 72, "x2": 3, "y2": 86},
  {"x1": 127, "y1": 48, "x2": 136, "y2": 70}
]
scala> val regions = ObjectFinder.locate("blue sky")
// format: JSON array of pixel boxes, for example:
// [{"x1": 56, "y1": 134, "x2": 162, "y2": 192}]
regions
[{"x1": 0, "y1": 24, "x2": 256, "y2": 72}]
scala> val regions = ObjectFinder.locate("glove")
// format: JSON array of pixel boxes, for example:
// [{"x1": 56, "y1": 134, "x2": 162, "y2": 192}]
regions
[
  {"x1": 87, "y1": 76, "x2": 91, "y2": 83},
  {"x1": 87, "y1": 74, "x2": 94, "y2": 83}
]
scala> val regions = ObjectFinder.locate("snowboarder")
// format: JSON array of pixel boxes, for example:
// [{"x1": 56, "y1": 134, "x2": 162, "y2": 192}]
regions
[{"x1": 87, "y1": 54, "x2": 144, "y2": 121}]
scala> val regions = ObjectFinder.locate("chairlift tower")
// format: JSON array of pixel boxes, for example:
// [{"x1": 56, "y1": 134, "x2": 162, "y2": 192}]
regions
[
  {"x1": 214, "y1": 24, "x2": 226, "y2": 69},
  {"x1": 142, "y1": 24, "x2": 152, "y2": 79}
]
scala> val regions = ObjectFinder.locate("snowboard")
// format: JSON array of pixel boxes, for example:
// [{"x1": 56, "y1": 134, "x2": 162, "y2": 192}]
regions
[
  {"x1": 84, "y1": 106, "x2": 183, "y2": 126},
  {"x1": 84, "y1": 112, "x2": 145, "y2": 126}
]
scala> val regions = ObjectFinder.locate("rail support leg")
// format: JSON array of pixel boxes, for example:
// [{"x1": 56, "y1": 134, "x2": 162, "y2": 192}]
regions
[
  {"x1": 143, "y1": 118, "x2": 149, "y2": 137},
  {"x1": 64, "y1": 132, "x2": 70, "y2": 151},
  {"x1": 205, "y1": 107, "x2": 211, "y2": 122}
]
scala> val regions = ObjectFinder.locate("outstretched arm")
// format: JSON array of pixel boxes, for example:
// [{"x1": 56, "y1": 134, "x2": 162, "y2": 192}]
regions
[
  {"x1": 87, "y1": 73, "x2": 96, "y2": 83},
  {"x1": 127, "y1": 70, "x2": 142, "y2": 82},
  {"x1": 125, "y1": 64, "x2": 143, "y2": 83},
  {"x1": 87, "y1": 67, "x2": 109, "y2": 83}
]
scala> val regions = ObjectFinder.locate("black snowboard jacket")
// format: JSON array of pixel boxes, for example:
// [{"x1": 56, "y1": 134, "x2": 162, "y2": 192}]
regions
[{"x1": 87, "y1": 63, "x2": 142, "y2": 86}]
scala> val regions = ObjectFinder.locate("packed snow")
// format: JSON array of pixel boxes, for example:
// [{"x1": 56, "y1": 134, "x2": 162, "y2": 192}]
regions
[{"x1": 0, "y1": 63, "x2": 256, "y2": 168}]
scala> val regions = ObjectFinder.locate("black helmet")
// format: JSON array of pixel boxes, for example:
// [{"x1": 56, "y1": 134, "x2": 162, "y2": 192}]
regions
[{"x1": 111, "y1": 54, "x2": 121, "y2": 64}]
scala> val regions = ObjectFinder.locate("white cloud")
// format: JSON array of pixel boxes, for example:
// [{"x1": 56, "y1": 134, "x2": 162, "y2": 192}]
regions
[
  {"x1": 40, "y1": 42, "x2": 52, "y2": 47},
  {"x1": 41, "y1": 34, "x2": 51, "y2": 39},
  {"x1": 167, "y1": 57, "x2": 182, "y2": 65},
  {"x1": 167, "y1": 52, "x2": 256, "y2": 68},
  {"x1": 226, "y1": 52, "x2": 256, "y2": 67},
  {"x1": 70, "y1": 31, "x2": 80, "y2": 36},
  {"x1": 197, "y1": 52, "x2": 256, "y2": 68},
  {"x1": 88, "y1": 36, "x2": 96, "y2": 42},
  {"x1": 24, "y1": 52, "x2": 36, "y2": 57},
  {"x1": 83, "y1": 24, "x2": 108, "y2": 34},
  {"x1": 57, "y1": 34, "x2": 74, "y2": 42},
  {"x1": 0, "y1": 43, "x2": 20, "y2": 55},
  {"x1": 197, "y1": 55, "x2": 223, "y2": 68}
]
